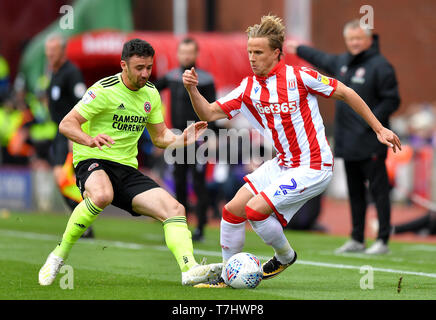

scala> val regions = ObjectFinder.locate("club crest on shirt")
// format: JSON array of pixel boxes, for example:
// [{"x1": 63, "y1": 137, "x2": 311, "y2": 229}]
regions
[
  {"x1": 288, "y1": 79, "x2": 296, "y2": 90},
  {"x1": 144, "y1": 102, "x2": 151, "y2": 113},
  {"x1": 340, "y1": 65, "x2": 348, "y2": 76},
  {"x1": 355, "y1": 67, "x2": 366, "y2": 78},
  {"x1": 351, "y1": 67, "x2": 366, "y2": 84}
]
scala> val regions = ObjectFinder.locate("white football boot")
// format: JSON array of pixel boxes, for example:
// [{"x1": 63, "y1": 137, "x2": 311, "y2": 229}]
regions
[
  {"x1": 38, "y1": 252, "x2": 64, "y2": 286},
  {"x1": 335, "y1": 239, "x2": 365, "y2": 254},
  {"x1": 365, "y1": 240, "x2": 390, "y2": 255},
  {"x1": 181, "y1": 263, "x2": 223, "y2": 286}
]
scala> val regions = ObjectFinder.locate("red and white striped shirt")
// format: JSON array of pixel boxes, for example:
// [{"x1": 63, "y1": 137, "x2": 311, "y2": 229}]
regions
[{"x1": 216, "y1": 60, "x2": 337, "y2": 170}]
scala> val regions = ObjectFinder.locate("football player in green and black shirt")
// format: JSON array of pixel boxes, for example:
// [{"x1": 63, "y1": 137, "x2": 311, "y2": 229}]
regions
[{"x1": 39, "y1": 39, "x2": 222, "y2": 286}]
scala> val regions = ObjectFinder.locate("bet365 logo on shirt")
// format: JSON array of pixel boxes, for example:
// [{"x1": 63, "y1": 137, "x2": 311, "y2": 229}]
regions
[{"x1": 254, "y1": 101, "x2": 298, "y2": 114}]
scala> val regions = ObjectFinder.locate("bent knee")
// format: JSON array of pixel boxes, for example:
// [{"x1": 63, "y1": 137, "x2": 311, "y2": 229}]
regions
[
  {"x1": 224, "y1": 202, "x2": 246, "y2": 219},
  {"x1": 164, "y1": 202, "x2": 186, "y2": 220},
  {"x1": 88, "y1": 189, "x2": 113, "y2": 209},
  {"x1": 245, "y1": 204, "x2": 270, "y2": 222}
]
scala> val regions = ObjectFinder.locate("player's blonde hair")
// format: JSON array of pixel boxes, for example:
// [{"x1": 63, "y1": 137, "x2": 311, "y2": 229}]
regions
[{"x1": 246, "y1": 15, "x2": 285, "y2": 54}]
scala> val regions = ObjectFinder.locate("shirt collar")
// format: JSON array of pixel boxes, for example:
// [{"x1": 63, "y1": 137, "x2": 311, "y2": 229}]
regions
[{"x1": 254, "y1": 60, "x2": 285, "y2": 83}]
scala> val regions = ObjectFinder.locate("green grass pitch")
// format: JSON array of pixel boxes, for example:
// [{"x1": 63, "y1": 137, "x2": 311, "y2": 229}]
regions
[{"x1": 0, "y1": 211, "x2": 435, "y2": 300}]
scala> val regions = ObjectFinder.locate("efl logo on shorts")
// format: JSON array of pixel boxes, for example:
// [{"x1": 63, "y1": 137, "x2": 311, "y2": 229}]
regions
[
  {"x1": 88, "y1": 163, "x2": 99, "y2": 171},
  {"x1": 144, "y1": 102, "x2": 151, "y2": 113}
]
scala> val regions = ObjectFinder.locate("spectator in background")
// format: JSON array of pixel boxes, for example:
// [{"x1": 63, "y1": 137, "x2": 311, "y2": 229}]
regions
[
  {"x1": 155, "y1": 37, "x2": 216, "y2": 242},
  {"x1": 45, "y1": 33, "x2": 93, "y2": 238},
  {"x1": 286, "y1": 194, "x2": 327, "y2": 232},
  {"x1": 391, "y1": 211, "x2": 436, "y2": 236},
  {"x1": 287, "y1": 19, "x2": 400, "y2": 254},
  {"x1": 0, "y1": 52, "x2": 10, "y2": 102},
  {"x1": 27, "y1": 75, "x2": 58, "y2": 166},
  {"x1": 0, "y1": 95, "x2": 33, "y2": 165},
  {"x1": 390, "y1": 104, "x2": 436, "y2": 237},
  {"x1": 407, "y1": 105, "x2": 435, "y2": 150}
]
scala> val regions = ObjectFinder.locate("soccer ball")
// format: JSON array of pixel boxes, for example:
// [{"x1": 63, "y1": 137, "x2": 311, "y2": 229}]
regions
[{"x1": 223, "y1": 252, "x2": 263, "y2": 289}]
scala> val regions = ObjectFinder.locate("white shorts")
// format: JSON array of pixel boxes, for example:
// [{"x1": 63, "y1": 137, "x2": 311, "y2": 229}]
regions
[{"x1": 244, "y1": 157, "x2": 333, "y2": 227}]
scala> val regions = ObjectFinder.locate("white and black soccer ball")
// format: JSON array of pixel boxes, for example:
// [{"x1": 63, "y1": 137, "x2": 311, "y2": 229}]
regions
[{"x1": 223, "y1": 252, "x2": 263, "y2": 289}]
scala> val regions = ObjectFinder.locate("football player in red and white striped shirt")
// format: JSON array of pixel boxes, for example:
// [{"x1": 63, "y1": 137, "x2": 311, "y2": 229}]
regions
[{"x1": 183, "y1": 15, "x2": 401, "y2": 287}]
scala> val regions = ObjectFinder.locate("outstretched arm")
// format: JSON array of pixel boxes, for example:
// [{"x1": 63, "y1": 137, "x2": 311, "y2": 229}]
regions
[
  {"x1": 286, "y1": 40, "x2": 339, "y2": 75},
  {"x1": 183, "y1": 67, "x2": 227, "y2": 122},
  {"x1": 331, "y1": 81, "x2": 402, "y2": 152},
  {"x1": 59, "y1": 109, "x2": 115, "y2": 150},
  {"x1": 146, "y1": 121, "x2": 208, "y2": 149}
]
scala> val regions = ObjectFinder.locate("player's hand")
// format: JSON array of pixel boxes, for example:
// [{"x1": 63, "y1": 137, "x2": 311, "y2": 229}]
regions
[
  {"x1": 182, "y1": 67, "x2": 199, "y2": 89},
  {"x1": 376, "y1": 127, "x2": 402, "y2": 153},
  {"x1": 181, "y1": 121, "x2": 208, "y2": 146},
  {"x1": 88, "y1": 134, "x2": 115, "y2": 150}
]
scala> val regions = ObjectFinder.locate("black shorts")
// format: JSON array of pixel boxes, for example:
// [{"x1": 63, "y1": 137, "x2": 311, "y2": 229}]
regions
[
  {"x1": 74, "y1": 158, "x2": 161, "y2": 216},
  {"x1": 50, "y1": 131, "x2": 69, "y2": 166}
]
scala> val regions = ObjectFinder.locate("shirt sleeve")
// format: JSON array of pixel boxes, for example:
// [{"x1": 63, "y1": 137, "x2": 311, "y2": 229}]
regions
[
  {"x1": 216, "y1": 78, "x2": 248, "y2": 119},
  {"x1": 298, "y1": 67, "x2": 338, "y2": 98},
  {"x1": 74, "y1": 85, "x2": 107, "y2": 120},
  {"x1": 147, "y1": 88, "x2": 165, "y2": 124}
]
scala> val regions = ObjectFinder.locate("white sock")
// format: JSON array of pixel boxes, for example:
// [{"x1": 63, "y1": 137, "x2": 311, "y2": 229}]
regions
[
  {"x1": 249, "y1": 215, "x2": 295, "y2": 264},
  {"x1": 220, "y1": 219, "x2": 246, "y2": 263}
]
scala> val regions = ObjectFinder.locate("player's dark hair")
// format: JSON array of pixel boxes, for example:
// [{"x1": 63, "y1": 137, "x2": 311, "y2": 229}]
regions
[
  {"x1": 121, "y1": 38, "x2": 155, "y2": 61},
  {"x1": 178, "y1": 37, "x2": 199, "y2": 51}
]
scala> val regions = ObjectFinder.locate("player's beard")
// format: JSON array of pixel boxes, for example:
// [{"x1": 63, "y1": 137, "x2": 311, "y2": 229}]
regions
[
  {"x1": 135, "y1": 77, "x2": 147, "y2": 89},
  {"x1": 135, "y1": 73, "x2": 148, "y2": 88},
  {"x1": 127, "y1": 69, "x2": 147, "y2": 90}
]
